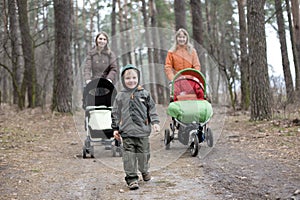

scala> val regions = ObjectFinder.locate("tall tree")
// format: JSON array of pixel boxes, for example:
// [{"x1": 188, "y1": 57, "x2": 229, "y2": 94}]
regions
[
  {"x1": 141, "y1": 0, "x2": 152, "y2": 86},
  {"x1": 190, "y1": 0, "x2": 204, "y2": 74},
  {"x1": 204, "y1": 0, "x2": 221, "y2": 104},
  {"x1": 247, "y1": 0, "x2": 272, "y2": 120},
  {"x1": 149, "y1": 0, "x2": 160, "y2": 102},
  {"x1": 8, "y1": 0, "x2": 22, "y2": 107},
  {"x1": 16, "y1": 0, "x2": 37, "y2": 108},
  {"x1": 174, "y1": 0, "x2": 186, "y2": 30},
  {"x1": 52, "y1": 0, "x2": 73, "y2": 112},
  {"x1": 111, "y1": 0, "x2": 118, "y2": 66},
  {"x1": 289, "y1": 0, "x2": 300, "y2": 99},
  {"x1": 275, "y1": 0, "x2": 294, "y2": 103},
  {"x1": 1, "y1": 0, "x2": 10, "y2": 104},
  {"x1": 237, "y1": 0, "x2": 250, "y2": 110},
  {"x1": 117, "y1": 0, "x2": 127, "y2": 66}
]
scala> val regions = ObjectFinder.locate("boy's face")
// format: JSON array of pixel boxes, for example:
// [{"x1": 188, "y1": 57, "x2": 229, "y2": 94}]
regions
[{"x1": 124, "y1": 69, "x2": 138, "y2": 89}]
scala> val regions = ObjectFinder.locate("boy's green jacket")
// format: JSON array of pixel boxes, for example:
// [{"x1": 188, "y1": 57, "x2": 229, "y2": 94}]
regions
[{"x1": 111, "y1": 86, "x2": 160, "y2": 138}]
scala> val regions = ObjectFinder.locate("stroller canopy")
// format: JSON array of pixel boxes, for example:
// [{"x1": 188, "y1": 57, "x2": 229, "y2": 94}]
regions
[
  {"x1": 171, "y1": 68, "x2": 207, "y2": 101},
  {"x1": 167, "y1": 68, "x2": 213, "y2": 123},
  {"x1": 83, "y1": 78, "x2": 117, "y2": 108}
]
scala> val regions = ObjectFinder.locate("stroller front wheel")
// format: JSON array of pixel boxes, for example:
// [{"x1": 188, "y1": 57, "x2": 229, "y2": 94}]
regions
[{"x1": 190, "y1": 133, "x2": 199, "y2": 157}]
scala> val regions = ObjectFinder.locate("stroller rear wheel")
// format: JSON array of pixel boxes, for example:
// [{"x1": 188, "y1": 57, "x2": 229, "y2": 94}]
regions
[
  {"x1": 190, "y1": 133, "x2": 199, "y2": 157},
  {"x1": 164, "y1": 129, "x2": 171, "y2": 150},
  {"x1": 82, "y1": 146, "x2": 87, "y2": 158},
  {"x1": 83, "y1": 137, "x2": 94, "y2": 158},
  {"x1": 90, "y1": 146, "x2": 95, "y2": 158},
  {"x1": 83, "y1": 145, "x2": 94, "y2": 158},
  {"x1": 206, "y1": 128, "x2": 213, "y2": 147}
]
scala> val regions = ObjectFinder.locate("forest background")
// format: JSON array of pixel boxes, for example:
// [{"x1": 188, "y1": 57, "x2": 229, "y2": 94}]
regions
[{"x1": 0, "y1": 0, "x2": 300, "y2": 121}]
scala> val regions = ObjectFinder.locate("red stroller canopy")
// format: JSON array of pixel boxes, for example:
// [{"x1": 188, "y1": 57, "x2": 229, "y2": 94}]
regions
[{"x1": 171, "y1": 68, "x2": 207, "y2": 101}]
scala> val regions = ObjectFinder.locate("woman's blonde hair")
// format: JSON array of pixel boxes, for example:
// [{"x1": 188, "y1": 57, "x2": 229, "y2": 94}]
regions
[{"x1": 169, "y1": 28, "x2": 193, "y2": 54}]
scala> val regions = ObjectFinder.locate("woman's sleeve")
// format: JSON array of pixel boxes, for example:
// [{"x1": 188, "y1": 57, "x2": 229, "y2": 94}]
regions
[
  {"x1": 107, "y1": 52, "x2": 118, "y2": 82},
  {"x1": 84, "y1": 53, "x2": 92, "y2": 81},
  {"x1": 164, "y1": 51, "x2": 175, "y2": 81}
]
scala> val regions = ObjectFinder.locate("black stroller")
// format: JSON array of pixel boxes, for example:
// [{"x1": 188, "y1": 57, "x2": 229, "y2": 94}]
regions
[{"x1": 82, "y1": 78, "x2": 122, "y2": 158}]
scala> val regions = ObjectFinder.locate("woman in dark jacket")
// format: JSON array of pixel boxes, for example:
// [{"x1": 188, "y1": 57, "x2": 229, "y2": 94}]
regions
[{"x1": 84, "y1": 31, "x2": 118, "y2": 84}]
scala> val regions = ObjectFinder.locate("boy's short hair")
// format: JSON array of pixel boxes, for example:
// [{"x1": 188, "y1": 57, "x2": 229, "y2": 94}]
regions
[
  {"x1": 121, "y1": 64, "x2": 140, "y2": 77},
  {"x1": 123, "y1": 68, "x2": 138, "y2": 76}
]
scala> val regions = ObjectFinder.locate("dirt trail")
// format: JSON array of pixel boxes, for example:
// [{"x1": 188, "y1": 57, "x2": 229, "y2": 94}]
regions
[{"x1": 0, "y1": 104, "x2": 299, "y2": 200}]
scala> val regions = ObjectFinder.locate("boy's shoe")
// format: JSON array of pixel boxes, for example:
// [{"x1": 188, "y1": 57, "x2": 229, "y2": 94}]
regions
[
  {"x1": 142, "y1": 173, "x2": 151, "y2": 181},
  {"x1": 128, "y1": 181, "x2": 139, "y2": 190}
]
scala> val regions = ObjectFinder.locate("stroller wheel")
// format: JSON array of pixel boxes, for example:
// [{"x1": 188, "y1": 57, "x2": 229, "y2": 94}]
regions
[
  {"x1": 118, "y1": 148, "x2": 123, "y2": 157},
  {"x1": 82, "y1": 146, "x2": 87, "y2": 159},
  {"x1": 85, "y1": 138, "x2": 91, "y2": 149},
  {"x1": 164, "y1": 129, "x2": 171, "y2": 150},
  {"x1": 190, "y1": 133, "x2": 199, "y2": 157},
  {"x1": 112, "y1": 146, "x2": 116, "y2": 157},
  {"x1": 113, "y1": 147, "x2": 123, "y2": 157},
  {"x1": 206, "y1": 128, "x2": 213, "y2": 147},
  {"x1": 112, "y1": 140, "x2": 123, "y2": 157},
  {"x1": 90, "y1": 146, "x2": 95, "y2": 158}
]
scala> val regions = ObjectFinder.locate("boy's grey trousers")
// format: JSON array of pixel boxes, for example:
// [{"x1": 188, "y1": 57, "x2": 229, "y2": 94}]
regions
[{"x1": 122, "y1": 137, "x2": 150, "y2": 185}]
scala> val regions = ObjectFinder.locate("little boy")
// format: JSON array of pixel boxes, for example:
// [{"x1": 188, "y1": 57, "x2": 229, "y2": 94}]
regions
[{"x1": 111, "y1": 64, "x2": 160, "y2": 190}]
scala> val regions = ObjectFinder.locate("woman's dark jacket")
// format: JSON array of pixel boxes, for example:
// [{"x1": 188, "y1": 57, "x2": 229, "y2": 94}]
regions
[{"x1": 84, "y1": 47, "x2": 117, "y2": 82}]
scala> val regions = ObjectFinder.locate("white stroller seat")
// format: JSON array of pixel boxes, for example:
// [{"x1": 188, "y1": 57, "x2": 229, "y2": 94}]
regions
[{"x1": 88, "y1": 106, "x2": 112, "y2": 131}]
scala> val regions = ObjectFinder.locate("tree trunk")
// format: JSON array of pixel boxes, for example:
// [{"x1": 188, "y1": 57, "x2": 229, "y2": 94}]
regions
[
  {"x1": 82, "y1": 0, "x2": 89, "y2": 51},
  {"x1": 174, "y1": 0, "x2": 186, "y2": 30},
  {"x1": 205, "y1": 1, "x2": 219, "y2": 104},
  {"x1": 111, "y1": 0, "x2": 118, "y2": 72},
  {"x1": 275, "y1": 0, "x2": 294, "y2": 103},
  {"x1": 117, "y1": 0, "x2": 127, "y2": 66},
  {"x1": 290, "y1": 0, "x2": 300, "y2": 99},
  {"x1": 149, "y1": 0, "x2": 159, "y2": 102},
  {"x1": 141, "y1": 0, "x2": 152, "y2": 64},
  {"x1": 156, "y1": 3, "x2": 169, "y2": 104},
  {"x1": 52, "y1": 0, "x2": 73, "y2": 112},
  {"x1": 247, "y1": 0, "x2": 271, "y2": 120},
  {"x1": 17, "y1": 0, "x2": 37, "y2": 108},
  {"x1": 123, "y1": 0, "x2": 132, "y2": 64},
  {"x1": 237, "y1": 0, "x2": 250, "y2": 110},
  {"x1": 8, "y1": 0, "x2": 23, "y2": 107},
  {"x1": 190, "y1": 0, "x2": 204, "y2": 74},
  {"x1": 141, "y1": 0, "x2": 152, "y2": 85}
]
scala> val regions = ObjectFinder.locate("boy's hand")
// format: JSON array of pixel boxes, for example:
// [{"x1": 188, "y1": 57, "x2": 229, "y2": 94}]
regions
[
  {"x1": 113, "y1": 130, "x2": 121, "y2": 141},
  {"x1": 153, "y1": 124, "x2": 160, "y2": 133}
]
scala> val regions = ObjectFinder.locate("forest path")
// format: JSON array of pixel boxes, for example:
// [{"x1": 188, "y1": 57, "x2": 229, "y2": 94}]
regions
[{"x1": 0, "y1": 104, "x2": 299, "y2": 199}]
